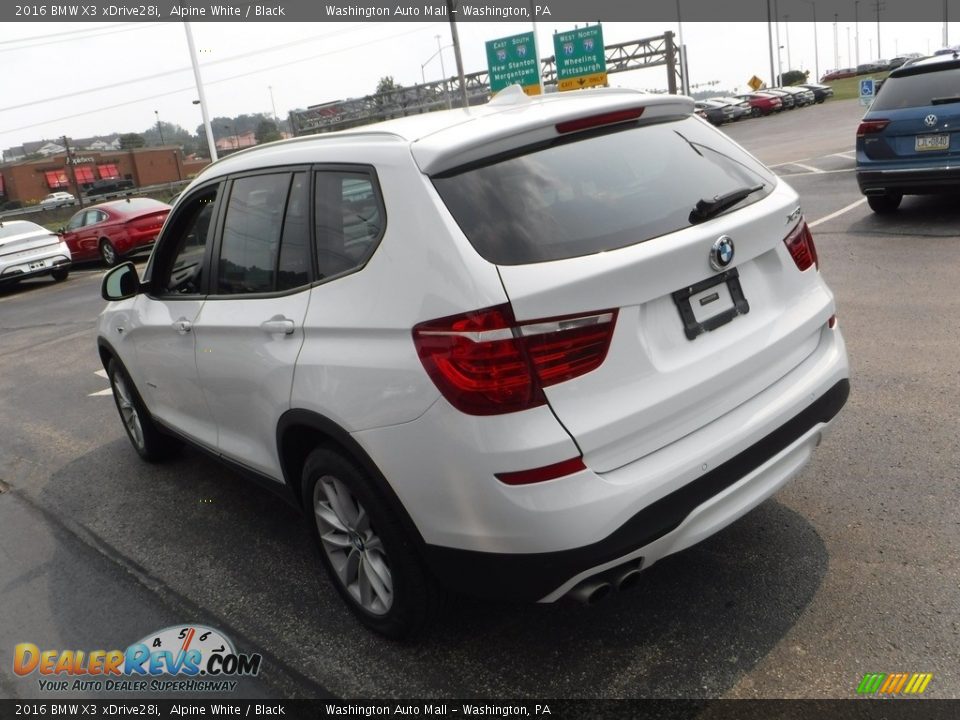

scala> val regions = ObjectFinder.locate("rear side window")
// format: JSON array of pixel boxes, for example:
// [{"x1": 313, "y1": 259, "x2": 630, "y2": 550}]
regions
[
  {"x1": 872, "y1": 67, "x2": 960, "y2": 110},
  {"x1": 433, "y1": 116, "x2": 775, "y2": 265},
  {"x1": 314, "y1": 171, "x2": 384, "y2": 280}
]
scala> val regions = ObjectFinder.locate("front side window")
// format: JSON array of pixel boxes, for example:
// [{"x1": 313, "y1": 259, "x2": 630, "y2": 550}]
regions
[
  {"x1": 66, "y1": 212, "x2": 85, "y2": 231},
  {"x1": 153, "y1": 187, "x2": 219, "y2": 296}
]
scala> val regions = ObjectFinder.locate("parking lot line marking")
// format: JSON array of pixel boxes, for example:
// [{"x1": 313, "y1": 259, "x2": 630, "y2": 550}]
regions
[
  {"x1": 831, "y1": 151, "x2": 857, "y2": 159},
  {"x1": 779, "y1": 168, "x2": 856, "y2": 177},
  {"x1": 809, "y1": 198, "x2": 867, "y2": 228},
  {"x1": 769, "y1": 157, "x2": 814, "y2": 168},
  {"x1": 88, "y1": 388, "x2": 114, "y2": 397},
  {"x1": 791, "y1": 163, "x2": 825, "y2": 174},
  {"x1": 95, "y1": 369, "x2": 108, "y2": 379}
]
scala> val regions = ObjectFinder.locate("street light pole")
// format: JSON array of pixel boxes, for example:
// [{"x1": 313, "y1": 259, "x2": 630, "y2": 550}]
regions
[
  {"x1": 184, "y1": 22, "x2": 218, "y2": 162},
  {"x1": 446, "y1": 1, "x2": 469, "y2": 109},
  {"x1": 804, "y1": 1, "x2": 819, "y2": 83},
  {"x1": 784, "y1": 14, "x2": 792, "y2": 71},
  {"x1": 773, "y1": 0, "x2": 783, "y2": 83}
]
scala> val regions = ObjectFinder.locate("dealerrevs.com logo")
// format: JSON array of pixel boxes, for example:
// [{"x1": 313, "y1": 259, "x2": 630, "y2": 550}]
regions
[{"x1": 14, "y1": 625, "x2": 262, "y2": 693}]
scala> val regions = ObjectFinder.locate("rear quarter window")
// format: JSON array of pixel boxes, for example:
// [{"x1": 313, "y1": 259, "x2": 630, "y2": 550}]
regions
[{"x1": 432, "y1": 116, "x2": 775, "y2": 266}]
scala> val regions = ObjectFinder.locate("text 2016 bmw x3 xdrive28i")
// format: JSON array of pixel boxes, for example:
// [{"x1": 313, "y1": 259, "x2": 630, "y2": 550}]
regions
[{"x1": 97, "y1": 87, "x2": 849, "y2": 638}]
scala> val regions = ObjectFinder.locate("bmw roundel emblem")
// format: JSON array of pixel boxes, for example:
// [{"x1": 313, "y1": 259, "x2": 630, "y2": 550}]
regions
[
  {"x1": 710, "y1": 236, "x2": 735, "y2": 271},
  {"x1": 925, "y1": 114, "x2": 938, "y2": 127}
]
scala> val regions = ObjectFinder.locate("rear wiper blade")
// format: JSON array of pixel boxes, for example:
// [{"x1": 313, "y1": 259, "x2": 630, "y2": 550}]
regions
[
  {"x1": 689, "y1": 184, "x2": 765, "y2": 224},
  {"x1": 931, "y1": 96, "x2": 960, "y2": 105}
]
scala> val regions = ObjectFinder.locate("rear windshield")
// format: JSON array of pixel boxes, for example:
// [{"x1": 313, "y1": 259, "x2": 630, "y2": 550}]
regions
[
  {"x1": 872, "y1": 67, "x2": 960, "y2": 110},
  {"x1": 432, "y1": 116, "x2": 775, "y2": 265}
]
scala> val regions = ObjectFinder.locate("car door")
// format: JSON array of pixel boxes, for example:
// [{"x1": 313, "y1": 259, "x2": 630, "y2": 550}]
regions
[
  {"x1": 193, "y1": 170, "x2": 312, "y2": 480},
  {"x1": 125, "y1": 185, "x2": 222, "y2": 450},
  {"x1": 71, "y1": 209, "x2": 107, "y2": 260}
]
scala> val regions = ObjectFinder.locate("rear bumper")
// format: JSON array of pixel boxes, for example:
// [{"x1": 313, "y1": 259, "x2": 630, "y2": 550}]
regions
[
  {"x1": 0, "y1": 250, "x2": 71, "y2": 284},
  {"x1": 422, "y1": 378, "x2": 849, "y2": 602},
  {"x1": 857, "y1": 164, "x2": 960, "y2": 195}
]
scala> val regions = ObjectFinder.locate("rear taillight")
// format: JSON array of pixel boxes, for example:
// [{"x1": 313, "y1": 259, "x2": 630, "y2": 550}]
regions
[
  {"x1": 784, "y1": 220, "x2": 819, "y2": 271},
  {"x1": 413, "y1": 304, "x2": 617, "y2": 415},
  {"x1": 856, "y1": 119, "x2": 890, "y2": 137}
]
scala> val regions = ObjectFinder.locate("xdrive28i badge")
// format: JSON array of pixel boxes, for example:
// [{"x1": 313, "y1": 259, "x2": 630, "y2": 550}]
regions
[{"x1": 710, "y1": 236, "x2": 735, "y2": 271}]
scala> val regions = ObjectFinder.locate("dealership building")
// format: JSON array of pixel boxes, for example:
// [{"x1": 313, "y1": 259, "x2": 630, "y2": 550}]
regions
[{"x1": 0, "y1": 146, "x2": 206, "y2": 205}]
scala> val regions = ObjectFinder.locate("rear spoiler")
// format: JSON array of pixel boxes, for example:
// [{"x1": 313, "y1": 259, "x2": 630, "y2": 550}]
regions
[{"x1": 413, "y1": 89, "x2": 694, "y2": 176}]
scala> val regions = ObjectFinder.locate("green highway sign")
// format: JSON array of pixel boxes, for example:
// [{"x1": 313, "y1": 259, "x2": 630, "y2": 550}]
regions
[
  {"x1": 553, "y1": 24, "x2": 607, "y2": 91},
  {"x1": 486, "y1": 31, "x2": 541, "y2": 95}
]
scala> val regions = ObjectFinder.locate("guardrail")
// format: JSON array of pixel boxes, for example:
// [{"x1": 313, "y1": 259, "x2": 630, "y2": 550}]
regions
[{"x1": 0, "y1": 180, "x2": 190, "y2": 221}]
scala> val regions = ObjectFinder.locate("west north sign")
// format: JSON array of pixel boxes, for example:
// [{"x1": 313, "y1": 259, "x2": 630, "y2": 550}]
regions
[
  {"x1": 486, "y1": 31, "x2": 541, "y2": 95},
  {"x1": 553, "y1": 24, "x2": 607, "y2": 91}
]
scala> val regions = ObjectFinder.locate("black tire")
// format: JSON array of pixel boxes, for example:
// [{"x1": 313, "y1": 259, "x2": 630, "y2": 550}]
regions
[
  {"x1": 51, "y1": 268, "x2": 69, "y2": 282},
  {"x1": 751, "y1": 107, "x2": 762, "y2": 118},
  {"x1": 99, "y1": 238, "x2": 119, "y2": 266},
  {"x1": 867, "y1": 193, "x2": 903, "y2": 214},
  {"x1": 301, "y1": 446, "x2": 440, "y2": 639},
  {"x1": 107, "y1": 358, "x2": 180, "y2": 462}
]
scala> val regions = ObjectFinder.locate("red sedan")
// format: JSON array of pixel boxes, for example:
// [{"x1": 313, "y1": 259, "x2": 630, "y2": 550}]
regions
[
  {"x1": 737, "y1": 92, "x2": 783, "y2": 116},
  {"x1": 61, "y1": 198, "x2": 170, "y2": 266}
]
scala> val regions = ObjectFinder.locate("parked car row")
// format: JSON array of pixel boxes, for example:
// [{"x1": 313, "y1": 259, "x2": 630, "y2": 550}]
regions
[
  {"x1": 820, "y1": 54, "x2": 924, "y2": 81},
  {"x1": 694, "y1": 84, "x2": 833, "y2": 125},
  {"x1": 0, "y1": 197, "x2": 171, "y2": 289}
]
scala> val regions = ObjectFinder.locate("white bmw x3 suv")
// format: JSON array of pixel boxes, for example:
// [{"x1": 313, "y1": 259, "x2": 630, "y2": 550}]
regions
[{"x1": 98, "y1": 87, "x2": 849, "y2": 637}]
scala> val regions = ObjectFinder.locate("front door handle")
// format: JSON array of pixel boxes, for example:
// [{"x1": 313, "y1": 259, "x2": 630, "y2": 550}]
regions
[
  {"x1": 260, "y1": 318, "x2": 296, "y2": 335},
  {"x1": 173, "y1": 319, "x2": 192, "y2": 334}
]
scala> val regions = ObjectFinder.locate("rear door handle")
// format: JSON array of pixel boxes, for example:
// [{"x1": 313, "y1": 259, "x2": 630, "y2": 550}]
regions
[
  {"x1": 173, "y1": 319, "x2": 192, "y2": 334},
  {"x1": 260, "y1": 318, "x2": 296, "y2": 335}
]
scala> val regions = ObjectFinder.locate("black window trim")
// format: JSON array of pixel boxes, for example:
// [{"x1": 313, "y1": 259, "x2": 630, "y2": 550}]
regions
[
  {"x1": 205, "y1": 164, "x2": 315, "y2": 301},
  {"x1": 201, "y1": 162, "x2": 388, "y2": 301}
]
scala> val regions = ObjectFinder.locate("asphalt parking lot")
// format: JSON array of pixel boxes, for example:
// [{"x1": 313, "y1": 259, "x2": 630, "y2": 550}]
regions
[{"x1": 1, "y1": 98, "x2": 958, "y2": 700}]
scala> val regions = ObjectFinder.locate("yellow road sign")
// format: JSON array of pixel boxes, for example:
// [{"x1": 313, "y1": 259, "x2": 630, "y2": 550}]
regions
[
  {"x1": 748, "y1": 75, "x2": 764, "y2": 91},
  {"x1": 558, "y1": 72, "x2": 608, "y2": 92}
]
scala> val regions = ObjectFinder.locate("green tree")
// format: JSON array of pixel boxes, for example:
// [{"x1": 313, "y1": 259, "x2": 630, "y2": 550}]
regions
[
  {"x1": 780, "y1": 69, "x2": 810, "y2": 86},
  {"x1": 255, "y1": 118, "x2": 282, "y2": 144},
  {"x1": 119, "y1": 132, "x2": 146, "y2": 150}
]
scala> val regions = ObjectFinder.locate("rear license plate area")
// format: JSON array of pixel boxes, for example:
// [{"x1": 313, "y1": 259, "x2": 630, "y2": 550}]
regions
[
  {"x1": 672, "y1": 268, "x2": 750, "y2": 340},
  {"x1": 915, "y1": 134, "x2": 949, "y2": 152}
]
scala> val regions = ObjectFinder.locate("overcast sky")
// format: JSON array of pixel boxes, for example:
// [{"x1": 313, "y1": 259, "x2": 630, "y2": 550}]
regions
[{"x1": 0, "y1": 20, "x2": 955, "y2": 151}]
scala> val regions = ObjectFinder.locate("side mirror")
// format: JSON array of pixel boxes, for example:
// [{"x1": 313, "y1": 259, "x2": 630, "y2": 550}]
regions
[
  {"x1": 102, "y1": 262, "x2": 141, "y2": 301},
  {"x1": 57, "y1": 227, "x2": 65, "y2": 235}
]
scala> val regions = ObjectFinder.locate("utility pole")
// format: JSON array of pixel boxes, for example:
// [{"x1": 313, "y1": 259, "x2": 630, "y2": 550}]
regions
[
  {"x1": 833, "y1": 14, "x2": 839, "y2": 72},
  {"x1": 154, "y1": 110, "x2": 165, "y2": 146},
  {"x1": 805, "y1": 1, "x2": 819, "y2": 83},
  {"x1": 874, "y1": 0, "x2": 883, "y2": 58},
  {"x1": 854, "y1": 1, "x2": 860, "y2": 66},
  {"x1": 62, "y1": 136, "x2": 84, "y2": 209},
  {"x1": 767, "y1": 0, "x2": 777, "y2": 88},
  {"x1": 268, "y1": 86, "x2": 278, "y2": 124},
  {"x1": 436, "y1": 34, "x2": 452, "y2": 110},
  {"x1": 446, "y1": 1, "x2": 469, "y2": 109}
]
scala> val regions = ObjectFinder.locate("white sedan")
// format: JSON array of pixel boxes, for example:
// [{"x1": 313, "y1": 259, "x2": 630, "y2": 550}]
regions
[{"x1": 39, "y1": 192, "x2": 76, "y2": 209}]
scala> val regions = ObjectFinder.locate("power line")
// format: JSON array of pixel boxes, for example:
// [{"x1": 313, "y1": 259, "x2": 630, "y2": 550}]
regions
[
  {"x1": 0, "y1": 24, "x2": 433, "y2": 137},
  {"x1": 0, "y1": 23, "x2": 156, "y2": 51},
  {"x1": 0, "y1": 23, "x2": 386, "y2": 113}
]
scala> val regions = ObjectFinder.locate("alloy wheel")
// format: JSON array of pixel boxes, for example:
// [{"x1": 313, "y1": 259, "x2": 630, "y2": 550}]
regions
[
  {"x1": 112, "y1": 371, "x2": 144, "y2": 450},
  {"x1": 313, "y1": 474, "x2": 393, "y2": 615}
]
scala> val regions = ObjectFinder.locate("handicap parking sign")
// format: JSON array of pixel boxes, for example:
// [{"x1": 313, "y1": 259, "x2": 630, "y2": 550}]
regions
[{"x1": 859, "y1": 78, "x2": 875, "y2": 106}]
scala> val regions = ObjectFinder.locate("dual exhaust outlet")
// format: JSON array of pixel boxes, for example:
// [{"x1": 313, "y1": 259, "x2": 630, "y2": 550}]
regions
[{"x1": 566, "y1": 560, "x2": 643, "y2": 606}]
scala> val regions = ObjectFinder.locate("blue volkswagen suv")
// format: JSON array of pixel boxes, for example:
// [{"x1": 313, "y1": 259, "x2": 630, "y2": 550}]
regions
[{"x1": 856, "y1": 54, "x2": 960, "y2": 213}]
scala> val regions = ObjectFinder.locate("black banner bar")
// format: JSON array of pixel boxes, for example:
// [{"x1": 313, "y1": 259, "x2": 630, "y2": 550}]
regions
[
  {"x1": 1, "y1": 0, "x2": 958, "y2": 23},
  {"x1": 3, "y1": 700, "x2": 960, "y2": 720}
]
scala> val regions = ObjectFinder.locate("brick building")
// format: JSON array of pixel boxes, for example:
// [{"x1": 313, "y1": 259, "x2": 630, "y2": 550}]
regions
[{"x1": 0, "y1": 146, "x2": 206, "y2": 205}]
